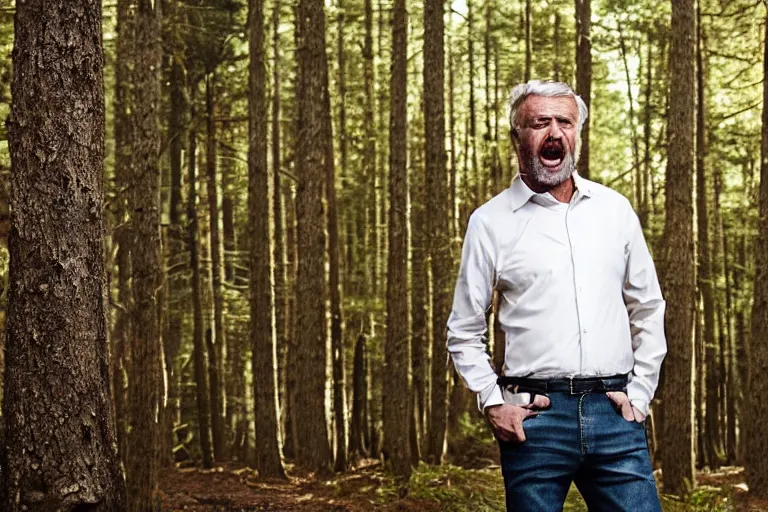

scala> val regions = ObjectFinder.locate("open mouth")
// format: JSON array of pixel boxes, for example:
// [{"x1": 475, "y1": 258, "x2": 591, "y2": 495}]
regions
[{"x1": 539, "y1": 140, "x2": 565, "y2": 169}]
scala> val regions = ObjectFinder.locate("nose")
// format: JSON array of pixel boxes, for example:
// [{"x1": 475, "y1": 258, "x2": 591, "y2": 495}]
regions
[{"x1": 547, "y1": 119, "x2": 563, "y2": 140}]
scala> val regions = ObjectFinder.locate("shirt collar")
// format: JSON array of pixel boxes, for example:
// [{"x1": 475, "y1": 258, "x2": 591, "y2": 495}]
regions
[{"x1": 508, "y1": 172, "x2": 592, "y2": 212}]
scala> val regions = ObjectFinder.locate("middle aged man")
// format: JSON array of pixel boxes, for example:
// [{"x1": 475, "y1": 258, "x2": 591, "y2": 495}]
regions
[{"x1": 446, "y1": 80, "x2": 667, "y2": 511}]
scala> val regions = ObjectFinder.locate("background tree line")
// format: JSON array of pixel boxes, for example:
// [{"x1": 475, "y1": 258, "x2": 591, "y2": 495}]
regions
[{"x1": 0, "y1": 0, "x2": 768, "y2": 508}]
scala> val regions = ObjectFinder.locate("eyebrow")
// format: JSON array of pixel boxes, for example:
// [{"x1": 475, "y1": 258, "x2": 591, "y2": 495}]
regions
[{"x1": 529, "y1": 115, "x2": 576, "y2": 123}]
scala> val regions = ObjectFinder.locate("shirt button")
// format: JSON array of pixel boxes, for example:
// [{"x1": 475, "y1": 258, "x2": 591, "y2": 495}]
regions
[{"x1": 582, "y1": 328, "x2": 587, "y2": 334}]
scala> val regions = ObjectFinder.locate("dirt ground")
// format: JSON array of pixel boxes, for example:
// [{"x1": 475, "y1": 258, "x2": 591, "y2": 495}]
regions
[
  {"x1": 159, "y1": 460, "x2": 768, "y2": 511},
  {"x1": 159, "y1": 460, "x2": 439, "y2": 511}
]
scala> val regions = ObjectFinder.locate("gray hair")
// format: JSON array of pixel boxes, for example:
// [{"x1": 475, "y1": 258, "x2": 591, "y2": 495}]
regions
[{"x1": 507, "y1": 80, "x2": 589, "y2": 138}]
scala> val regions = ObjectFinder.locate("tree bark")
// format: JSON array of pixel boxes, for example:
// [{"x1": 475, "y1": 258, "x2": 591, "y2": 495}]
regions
[
  {"x1": 294, "y1": 0, "x2": 333, "y2": 474},
  {"x1": 249, "y1": 0, "x2": 286, "y2": 479},
  {"x1": 746, "y1": 9, "x2": 768, "y2": 497},
  {"x1": 425, "y1": 0, "x2": 453, "y2": 466},
  {"x1": 467, "y1": 0, "x2": 479, "y2": 206},
  {"x1": 112, "y1": 0, "x2": 134, "y2": 467},
  {"x1": 524, "y1": 0, "x2": 531, "y2": 82},
  {"x1": 384, "y1": 0, "x2": 412, "y2": 480},
  {"x1": 2, "y1": 1, "x2": 128, "y2": 509},
  {"x1": 694, "y1": 11, "x2": 720, "y2": 469},
  {"x1": 188, "y1": 86, "x2": 215, "y2": 469},
  {"x1": 330, "y1": 0, "x2": 348, "y2": 472},
  {"x1": 350, "y1": 331, "x2": 369, "y2": 459},
  {"x1": 640, "y1": 30, "x2": 653, "y2": 228},
  {"x1": 162, "y1": 0, "x2": 187, "y2": 469},
  {"x1": 125, "y1": 1, "x2": 164, "y2": 508},
  {"x1": 271, "y1": 0, "x2": 290, "y2": 457},
  {"x1": 658, "y1": 0, "x2": 696, "y2": 496},
  {"x1": 575, "y1": 0, "x2": 592, "y2": 179},
  {"x1": 203, "y1": 73, "x2": 228, "y2": 462}
]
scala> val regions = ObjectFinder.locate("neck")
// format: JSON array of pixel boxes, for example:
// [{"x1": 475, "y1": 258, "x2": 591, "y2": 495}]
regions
[{"x1": 520, "y1": 174, "x2": 575, "y2": 203}]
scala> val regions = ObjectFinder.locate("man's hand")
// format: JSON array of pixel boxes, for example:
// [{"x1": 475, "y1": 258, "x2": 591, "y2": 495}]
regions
[
  {"x1": 485, "y1": 394, "x2": 551, "y2": 443},
  {"x1": 606, "y1": 391, "x2": 645, "y2": 422}
]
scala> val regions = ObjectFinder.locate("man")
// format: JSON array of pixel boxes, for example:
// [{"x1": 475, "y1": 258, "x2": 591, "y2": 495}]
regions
[{"x1": 446, "y1": 80, "x2": 666, "y2": 511}]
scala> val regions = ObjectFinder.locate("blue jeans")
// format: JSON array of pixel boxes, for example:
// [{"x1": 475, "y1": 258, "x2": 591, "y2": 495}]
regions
[{"x1": 497, "y1": 391, "x2": 661, "y2": 512}]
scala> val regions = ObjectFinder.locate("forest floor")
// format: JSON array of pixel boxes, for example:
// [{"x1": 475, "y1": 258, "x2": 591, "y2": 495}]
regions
[{"x1": 158, "y1": 456, "x2": 765, "y2": 511}]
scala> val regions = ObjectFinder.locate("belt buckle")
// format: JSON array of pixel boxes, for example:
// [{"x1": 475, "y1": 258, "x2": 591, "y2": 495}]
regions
[{"x1": 569, "y1": 376, "x2": 574, "y2": 395}]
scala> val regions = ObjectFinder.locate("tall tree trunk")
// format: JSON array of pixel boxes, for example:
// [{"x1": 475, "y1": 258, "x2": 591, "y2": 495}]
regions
[
  {"x1": 425, "y1": 0, "x2": 452, "y2": 465},
  {"x1": 735, "y1": 230, "x2": 748, "y2": 464},
  {"x1": 524, "y1": 0, "x2": 531, "y2": 81},
  {"x1": 113, "y1": 0, "x2": 134, "y2": 466},
  {"x1": 449, "y1": 40, "x2": 458, "y2": 239},
  {"x1": 695, "y1": 305, "x2": 705, "y2": 468},
  {"x1": 467, "y1": 0, "x2": 479, "y2": 206},
  {"x1": 294, "y1": 0, "x2": 333, "y2": 474},
  {"x1": 220, "y1": 111, "x2": 246, "y2": 460},
  {"x1": 659, "y1": 0, "x2": 696, "y2": 495},
  {"x1": 575, "y1": 0, "x2": 592, "y2": 179},
  {"x1": 324, "y1": 23, "x2": 348, "y2": 473},
  {"x1": 746, "y1": 11, "x2": 768, "y2": 496},
  {"x1": 162, "y1": 0, "x2": 188, "y2": 468},
  {"x1": 272, "y1": 0, "x2": 290, "y2": 455},
  {"x1": 384, "y1": 0, "x2": 412, "y2": 480},
  {"x1": 350, "y1": 331, "x2": 368, "y2": 459},
  {"x1": 640, "y1": 30, "x2": 653, "y2": 229},
  {"x1": 553, "y1": 13, "x2": 561, "y2": 81},
  {"x1": 1, "y1": 1, "x2": 127, "y2": 508},
  {"x1": 722, "y1": 218, "x2": 738, "y2": 464},
  {"x1": 126, "y1": 1, "x2": 164, "y2": 508},
  {"x1": 360, "y1": 0, "x2": 376, "y2": 462},
  {"x1": 205, "y1": 73, "x2": 228, "y2": 462},
  {"x1": 695, "y1": 10, "x2": 720, "y2": 469},
  {"x1": 249, "y1": 0, "x2": 287, "y2": 479},
  {"x1": 713, "y1": 165, "x2": 729, "y2": 465},
  {"x1": 188, "y1": 86, "x2": 215, "y2": 469},
  {"x1": 410, "y1": 95, "x2": 427, "y2": 463}
]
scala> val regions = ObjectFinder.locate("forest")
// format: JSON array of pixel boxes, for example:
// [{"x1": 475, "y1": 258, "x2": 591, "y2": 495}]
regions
[{"x1": 0, "y1": 0, "x2": 768, "y2": 510}]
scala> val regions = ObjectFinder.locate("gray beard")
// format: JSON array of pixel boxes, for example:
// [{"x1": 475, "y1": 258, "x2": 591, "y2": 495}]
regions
[{"x1": 521, "y1": 150, "x2": 577, "y2": 189}]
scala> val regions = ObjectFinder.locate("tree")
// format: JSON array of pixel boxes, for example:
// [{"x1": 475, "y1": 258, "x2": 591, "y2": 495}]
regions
[
  {"x1": 383, "y1": 0, "x2": 412, "y2": 480},
  {"x1": 575, "y1": 0, "x2": 592, "y2": 179},
  {"x1": 112, "y1": 0, "x2": 134, "y2": 465},
  {"x1": 188, "y1": 85, "x2": 216, "y2": 469},
  {"x1": 1, "y1": 0, "x2": 127, "y2": 509},
  {"x1": 659, "y1": 0, "x2": 696, "y2": 496},
  {"x1": 694, "y1": 6, "x2": 721, "y2": 469},
  {"x1": 125, "y1": 0, "x2": 164, "y2": 508},
  {"x1": 425, "y1": 0, "x2": 452, "y2": 465},
  {"x1": 162, "y1": 0, "x2": 188, "y2": 468},
  {"x1": 249, "y1": 0, "x2": 286, "y2": 479},
  {"x1": 746, "y1": 6, "x2": 768, "y2": 499},
  {"x1": 327, "y1": 11, "x2": 348, "y2": 471},
  {"x1": 205, "y1": 73, "x2": 228, "y2": 462},
  {"x1": 294, "y1": 0, "x2": 333, "y2": 474}
]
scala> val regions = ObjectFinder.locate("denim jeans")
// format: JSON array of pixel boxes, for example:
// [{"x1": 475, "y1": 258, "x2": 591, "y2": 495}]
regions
[{"x1": 497, "y1": 391, "x2": 662, "y2": 512}]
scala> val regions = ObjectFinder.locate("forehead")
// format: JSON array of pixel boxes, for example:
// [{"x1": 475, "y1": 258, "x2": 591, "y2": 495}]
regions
[{"x1": 519, "y1": 95, "x2": 578, "y2": 121}]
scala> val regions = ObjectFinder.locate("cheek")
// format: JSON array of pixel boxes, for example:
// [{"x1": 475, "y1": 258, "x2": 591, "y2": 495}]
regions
[{"x1": 521, "y1": 134, "x2": 542, "y2": 153}]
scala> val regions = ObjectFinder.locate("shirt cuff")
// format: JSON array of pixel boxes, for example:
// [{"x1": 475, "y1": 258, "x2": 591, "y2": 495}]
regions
[
  {"x1": 477, "y1": 382, "x2": 504, "y2": 413},
  {"x1": 626, "y1": 378, "x2": 652, "y2": 417},
  {"x1": 629, "y1": 398, "x2": 649, "y2": 417}
]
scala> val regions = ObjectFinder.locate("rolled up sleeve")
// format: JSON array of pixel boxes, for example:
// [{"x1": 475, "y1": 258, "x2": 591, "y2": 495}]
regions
[
  {"x1": 622, "y1": 208, "x2": 668, "y2": 417},
  {"x1": 446, "y1": 212, "x2": 503, "y2": 412}
]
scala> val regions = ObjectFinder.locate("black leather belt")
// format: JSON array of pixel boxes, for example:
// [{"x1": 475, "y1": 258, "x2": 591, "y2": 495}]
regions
[{"x1": 497, "y1": 373, "x2": 629, "y2": 396}]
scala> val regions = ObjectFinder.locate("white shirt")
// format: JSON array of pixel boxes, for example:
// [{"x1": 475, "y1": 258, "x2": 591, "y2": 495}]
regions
[{"x1": 446, "y1": 173, "x2": 667, "y2": 416}]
